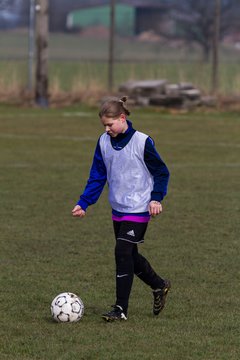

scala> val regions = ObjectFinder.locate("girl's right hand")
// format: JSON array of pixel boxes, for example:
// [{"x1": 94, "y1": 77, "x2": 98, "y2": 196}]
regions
[{"x1": 72, "y1": 205, "x2": 86, "y2": 218}]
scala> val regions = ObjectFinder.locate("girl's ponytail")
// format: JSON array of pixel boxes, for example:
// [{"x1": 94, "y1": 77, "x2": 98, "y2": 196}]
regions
[{"x1": 99, "y1": 96, "x2": 130, "y2": 118}]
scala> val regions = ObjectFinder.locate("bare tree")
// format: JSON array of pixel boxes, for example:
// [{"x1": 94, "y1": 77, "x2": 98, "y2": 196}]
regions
[
  {"x1": 165, "y1": 0, "x2": 240, "y2": 62},
  {"x1": 108, "y1": 0, "x2": 115, "y2": 92}
]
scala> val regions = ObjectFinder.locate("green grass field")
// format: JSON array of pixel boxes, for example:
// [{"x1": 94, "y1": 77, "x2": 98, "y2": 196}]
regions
[{"x1": 0, "y1": 105, "x2": 239, "y2": 359}]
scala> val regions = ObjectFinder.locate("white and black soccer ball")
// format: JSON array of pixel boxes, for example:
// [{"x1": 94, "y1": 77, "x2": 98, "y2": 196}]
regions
[{"x1": 51, "y1": 292, "x2": 84, "y2": 323}]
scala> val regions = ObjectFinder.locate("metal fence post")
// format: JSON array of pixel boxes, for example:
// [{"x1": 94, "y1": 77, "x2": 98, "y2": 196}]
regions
[{"x1": 35, "y1": 0, "x2": 49, "y2": 107}]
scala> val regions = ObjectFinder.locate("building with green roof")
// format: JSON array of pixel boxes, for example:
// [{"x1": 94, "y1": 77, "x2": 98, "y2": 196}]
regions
[{"x1": 67, "y1": 4, "x2": 135, "y2": 36}]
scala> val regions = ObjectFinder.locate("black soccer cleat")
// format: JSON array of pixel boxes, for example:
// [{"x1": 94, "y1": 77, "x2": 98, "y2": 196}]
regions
[
  {"x1": 102, "y1": 305, "x2": 127, "y2": 322},
  {"x1": 153, "y1": 279, "x2": 171, "y2": 316}
]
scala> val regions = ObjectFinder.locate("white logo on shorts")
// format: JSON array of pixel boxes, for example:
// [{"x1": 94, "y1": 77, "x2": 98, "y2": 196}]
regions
[{"x1": 127, "y1": 230, "x2": 135, "y2": 237}]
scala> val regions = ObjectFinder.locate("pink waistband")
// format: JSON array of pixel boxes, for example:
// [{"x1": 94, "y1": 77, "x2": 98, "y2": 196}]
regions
[{"x1": 112, "y1": 215, "x2": 150, "y2": 223}]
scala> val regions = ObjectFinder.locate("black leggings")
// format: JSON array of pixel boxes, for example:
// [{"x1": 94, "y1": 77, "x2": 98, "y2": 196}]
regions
[{"x1": 114, "y1": 238, "x2": 165, "y2": 314}]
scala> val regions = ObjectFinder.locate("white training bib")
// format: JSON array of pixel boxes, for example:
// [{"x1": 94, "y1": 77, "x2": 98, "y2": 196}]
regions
[{"x1": 99, "y1": 131, "x2": 154, "y2": 213}]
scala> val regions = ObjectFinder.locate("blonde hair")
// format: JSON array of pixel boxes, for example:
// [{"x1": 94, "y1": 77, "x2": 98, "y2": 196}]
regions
[{"x1": 99, "y1": 96, "x2": 130, "y2": 118}]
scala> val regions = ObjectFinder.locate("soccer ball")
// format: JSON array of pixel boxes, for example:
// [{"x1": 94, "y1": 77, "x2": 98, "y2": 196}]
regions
[{"x1": 51, "y1": 292, "x2": 84, "y2": 323}]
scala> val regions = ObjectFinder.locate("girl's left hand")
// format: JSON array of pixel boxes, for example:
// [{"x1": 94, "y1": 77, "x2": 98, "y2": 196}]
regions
[{"x1": 148, "y1": 201, "x2": 163, "y2": 217}]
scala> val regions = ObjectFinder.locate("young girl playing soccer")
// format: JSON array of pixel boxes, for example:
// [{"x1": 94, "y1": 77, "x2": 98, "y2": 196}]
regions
[{"x1": 72, "y1": 96, "x2": 171, "y2": 321}]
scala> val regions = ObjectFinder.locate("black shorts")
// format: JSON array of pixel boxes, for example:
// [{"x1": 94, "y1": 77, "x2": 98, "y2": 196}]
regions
[{"x1": 113, "y1": 221, "x2": 148, "y2": 244}]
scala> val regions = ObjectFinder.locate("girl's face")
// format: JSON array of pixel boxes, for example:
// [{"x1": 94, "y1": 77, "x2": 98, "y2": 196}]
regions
[{"x1": 101, "y1": 114, "x2": 128, "y2": 137}]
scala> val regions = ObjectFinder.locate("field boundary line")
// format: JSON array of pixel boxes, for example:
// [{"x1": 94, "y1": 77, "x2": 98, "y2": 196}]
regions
[
  {"x1": 0, "y1": 133, "x2": 239, "y2": 148},
  {"x1": 1, "y1": 162, "x2": 240, "y2": 169},
  {"x1": 0, "y1": 134, "x2": 96, "y2": 142}
]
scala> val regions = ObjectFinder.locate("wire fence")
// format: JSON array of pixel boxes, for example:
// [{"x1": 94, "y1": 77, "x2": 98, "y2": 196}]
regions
[{"x1": 0, "y1": 1, "x2": 240, "y2": 98}]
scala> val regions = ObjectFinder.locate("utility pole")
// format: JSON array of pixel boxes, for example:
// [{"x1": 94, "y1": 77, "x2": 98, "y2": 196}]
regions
[
  {"x1": 35, "y1": 0, "x2": 49, "y2": 107},
  {"x1": 28, "y1": 0, "x2": 35, "y2": 91},
  {"x1": 108, "y1": 0, "x2": 115, "y2": 92},
  {"x1": 212, "y1": 0, "x2": 221, "y2": 94}
]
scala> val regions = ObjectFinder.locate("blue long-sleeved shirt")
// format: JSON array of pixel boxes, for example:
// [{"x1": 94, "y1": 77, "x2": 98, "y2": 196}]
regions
[{"x1": 77, "y1": 121, "x2": 170, "y2": 213}]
